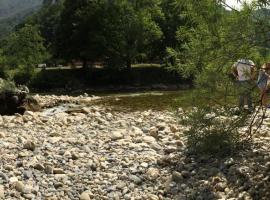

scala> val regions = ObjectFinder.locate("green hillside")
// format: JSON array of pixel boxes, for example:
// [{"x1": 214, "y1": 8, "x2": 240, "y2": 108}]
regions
[{"x1": 0, "y1": 0, "x2": 42, "y2": 38}]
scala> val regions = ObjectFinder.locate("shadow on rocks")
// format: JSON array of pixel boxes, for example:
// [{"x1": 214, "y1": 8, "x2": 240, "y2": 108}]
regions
[{"x1": 157, "y1": 143, "x2": 270, "y2": 200}]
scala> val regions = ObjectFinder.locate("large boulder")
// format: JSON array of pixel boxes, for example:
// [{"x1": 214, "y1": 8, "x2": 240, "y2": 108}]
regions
[{"x1": 0, "y1": 79, "x2": 40, "y2": 115}]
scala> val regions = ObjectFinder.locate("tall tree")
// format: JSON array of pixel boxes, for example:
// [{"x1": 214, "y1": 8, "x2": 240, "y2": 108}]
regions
[
  {"x1": 56, "y1": 0, "x2": 163, "y2": 69},
  {"x1": 154, "y1": 0, "x2": 188, "y2": 58},
  {"x1": 18, "y1": 0, "x2": 64, "y2": 64},
  {"x1": 102, "y1": 0, "x2": 163, "y2": 68},
  {"x1": 3, "y1": 24, "x2": 48, "y2": 69},
  {"x1": 56, "y1": 0, "x2": 106, "y2": 68},
  {"x1": 167, "y1": 0, "x2": 265, "y2": 77}
]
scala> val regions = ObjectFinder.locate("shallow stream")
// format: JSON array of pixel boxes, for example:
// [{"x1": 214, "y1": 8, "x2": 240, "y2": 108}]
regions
[{"x1": 38, "y1": 90, "x2": 194, "y2": 114}]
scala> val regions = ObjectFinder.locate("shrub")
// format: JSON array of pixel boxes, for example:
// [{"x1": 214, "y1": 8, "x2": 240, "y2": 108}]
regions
[
  {"x1": 180, "y1": 107, "x2": 249, "y2": 156},
  {"x1": 13, "y1": 67, "x2": 36, "y2": 85},
  {"x1": 0, "y1": 78, "x2": 16, "y2": 93}
]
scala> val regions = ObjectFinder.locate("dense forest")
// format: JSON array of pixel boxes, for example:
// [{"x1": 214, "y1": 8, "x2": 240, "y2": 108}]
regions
[{"x1": 0, "y1": 0, "x2": 270, "y2": 88}]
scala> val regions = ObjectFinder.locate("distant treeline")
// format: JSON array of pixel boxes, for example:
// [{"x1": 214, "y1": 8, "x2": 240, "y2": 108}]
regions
[
  {"x1": 0, "y1": 0, "x2": 270, "y2": 89},
  {"x1": 19, "y1": 0, "x2": 187, "y2": 69}
]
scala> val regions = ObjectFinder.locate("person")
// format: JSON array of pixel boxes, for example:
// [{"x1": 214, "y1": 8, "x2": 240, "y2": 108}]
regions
[
  {"x1": 231, "y1": 59, "x2": 256, "y2": 112},
  {"x1": 257, "y1": 63, "x2": 270, "y2": 107}
]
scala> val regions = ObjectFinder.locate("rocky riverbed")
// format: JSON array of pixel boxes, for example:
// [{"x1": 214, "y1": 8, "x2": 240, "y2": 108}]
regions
[{"x1": 0, "y1": 95, "x2": 269, "y2": 200}]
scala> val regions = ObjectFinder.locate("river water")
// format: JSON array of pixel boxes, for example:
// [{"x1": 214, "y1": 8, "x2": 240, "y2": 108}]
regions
[{"x1": 91, "y1": 90, "x2": 195, "y2": 111}]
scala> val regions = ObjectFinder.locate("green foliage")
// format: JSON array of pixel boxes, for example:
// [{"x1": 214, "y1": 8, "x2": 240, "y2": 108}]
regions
[
  {"x1": 55, "y1": 0, "x2": 163, "y2": 68},
  {"x1": 0, "y1": 49, "x2": 8, "y2": 78},
  {"x1": 1, "y1": 24, "x2": 48, "y2": 84},
  {"x1": 21, "y1": 0, "x2": 64, "y2": 57},
  {"x1": 3, "y1": 24, "x2": 48, "y2": 68},
  {"x1": 102, "y1": 0, "x2": 163, "y2": 68},
  {"x1": 0, "y1": 78, "x2": 16, "y2": 93},
  {"x1": 168, "y1": 0, "x2": 270, "y2": 155},
  {"x1": 29, "y1": 65, "x2": 185, "y2": 91},
  {"x1": 56, "y1": 0, "x2": 105, "y2": 66},
  {"x1": 168, "y1": 1, "x2": 256, "y2": 75},
  {"x1": 181, "y1": 107, "x2": 248, "y2": 156},
  {"x1": 12, "y1": 67, "x2": 36, "y2": 85}
]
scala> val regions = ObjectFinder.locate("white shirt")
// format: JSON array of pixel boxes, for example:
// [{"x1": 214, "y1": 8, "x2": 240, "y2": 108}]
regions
[{"x1": 233, "y1": 59, "x2": 255, "y2": 81}]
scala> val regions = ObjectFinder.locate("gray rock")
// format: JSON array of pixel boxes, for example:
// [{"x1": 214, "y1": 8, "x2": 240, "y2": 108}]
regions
[
  {"x1": 9, "y1": 177, "x2": 18, "y2": 183},
  {"x1": 142, "y1": 136, "x2": 156, "y2": 144},
  {"x1": 45, "y1": 165, "x2": 53, "y2": 174},
  {"x1": 0, "y1": 173, "x2": 8, "y2": 183},
  {"x1": 172, "y1": 171, "x2": 183, "y2": 182},
  {"x1": 111, "y1": 130, "x2": 124, "y2": 140},
  {"x1": 129, "y1": 175, "x2": 142, "y2": 184},
  {"x1": 34, "y1": 163, "x2": 45, "y2": 171},
  {"x1": 0, "y1": 132, "x2": 5, "y2": 138},
  {"x1": 149, "y1": 143, "x2": 162, "y2": 151},
  {"x1": 23, "y1": 170, "x2": 33, "y2": 179},
  {"x1": 80, "y1": 192, "x2": 91, "y2": 200},
  {"x1": 23, "y1": 194, "x2": 35, "y2": 199},
  {"x1": 23, "y1": 141, "x2": 36, "y2": 151},
  {"x1": 53, "y1": 168, "x2": 65, "y2": 174},
  {"x1": 0, "y1": 185, "x2": 4, "y2": 199},
  {"x1": 15, "y1": 181, "x2": 25, "y2": 193},
  {"x1": 146, "y1": 168, "x2": 160, "y2": 180},
  {"x1": 116, "y1": 181, "x2": 126, "y2": 190}
]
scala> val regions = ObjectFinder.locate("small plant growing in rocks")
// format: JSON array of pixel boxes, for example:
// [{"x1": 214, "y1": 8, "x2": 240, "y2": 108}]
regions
[{"x1": 180, "y1": 107, "x2": 250, "y2": 156}]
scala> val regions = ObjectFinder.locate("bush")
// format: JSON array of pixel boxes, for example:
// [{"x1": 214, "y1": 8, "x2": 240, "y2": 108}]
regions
[
  {"x1": 0, "y1": 78, "x2": 16, "y2": 93},
  {"x1": 13, "y1": 68, "x2": 35, "y2": 85},
  {"x1": 30, "y1": 68, "x2": 85, "y2": 90},
  {"x1": 180, "y1": 107, "x2": 249, "y2": 156}
]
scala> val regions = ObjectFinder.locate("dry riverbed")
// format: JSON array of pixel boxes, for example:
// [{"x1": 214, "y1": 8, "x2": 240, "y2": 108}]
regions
[{"x1": 0, "y1": 95, "x2": 269, "y2": 200}]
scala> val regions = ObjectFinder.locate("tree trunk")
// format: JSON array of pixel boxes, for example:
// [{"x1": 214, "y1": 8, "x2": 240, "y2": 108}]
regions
[
  {"x1": 126, "y1": 59, "x2": 131, "y2": 70},
  {"x1": 82, "y1": 60, "x2": 88, "y2": 69}
]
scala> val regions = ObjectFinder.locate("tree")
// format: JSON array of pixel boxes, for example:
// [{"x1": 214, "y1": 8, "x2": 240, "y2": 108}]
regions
[
  {"x1": 167, "y1": 0, "x2": 266, "y2": 77},
  {"x1": 56, "y1": 0, "x2": 163, "y2": 69},
  {"x1": 17, "y1": 0, "x2": 64, "y2": 65},
  {"x1": 0, "y1": 49, "x2": 7, "y2": 78},
  {"x1": 153, "y1": 0, "x2": 189, "y2": 59},
  {"x1": 102, "y1": 0, "x2": 163, "y2": 69},
  {"x1": 169, "y1": 0, "x2": 270, "y2": 154},
  {"x1": 56, "y1": 0, "x2": 106, "y2": 68},
  {"x1": 3, "y1": 24, "x2": 48, "y2": 68},
  {"x1": 2, "y1": 24, "x2": 48, "y2": 84}
]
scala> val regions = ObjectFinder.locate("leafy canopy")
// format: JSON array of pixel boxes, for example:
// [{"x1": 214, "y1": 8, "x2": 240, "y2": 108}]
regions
[{"x1": 3, "y1": 24, "x2": 48, "y2": 68}]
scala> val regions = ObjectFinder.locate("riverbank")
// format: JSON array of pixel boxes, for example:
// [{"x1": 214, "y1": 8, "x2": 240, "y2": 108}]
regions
[
  {"x1": 14, "y1": 66, "x2": 192, "y2": 92},
  {"x1": 0, "y1": 95, "x2": 269, "y2": 200}
]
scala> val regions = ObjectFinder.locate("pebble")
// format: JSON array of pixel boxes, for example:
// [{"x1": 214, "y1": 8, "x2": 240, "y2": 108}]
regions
[
  {"x1": 0, "y1": 95, "x2": 268, "y2": 199},
  {"x1": 15, "y1": 181, "x2": 24, "y2": 193},
  {"x1": 23, "y1": 141, "x2": 36, "y2": 151},
  {"x1": 79, "y1": 192, "x2": 91, "y2": 200},
  {"x1": 129, "y1": 175, "x2": 142, "y2": 185},
  {"x1": 111, "y1": 130, "x2": 124, "y2": 140},
  {"x1": 0, "y1": 132, "x2": 5, "y2": 138},
  {"x1": 172, "y1": 171, "x2": 183, "y2": 182},
  {"x1": 9, "y1": 177, "x2": 18, "y2": 184},
  {"x1": 142, "y1": 136, "x2": 156, "y2": 144},
  {"x1": 146, "y1": 168, "x2": 160, "y2": 180},
  {"x1": 53, "y1": 168, "x2": 65, "y2": 174},
  {"x1": 0, "y1": 185, "x2": 4, "y2": 199}
]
